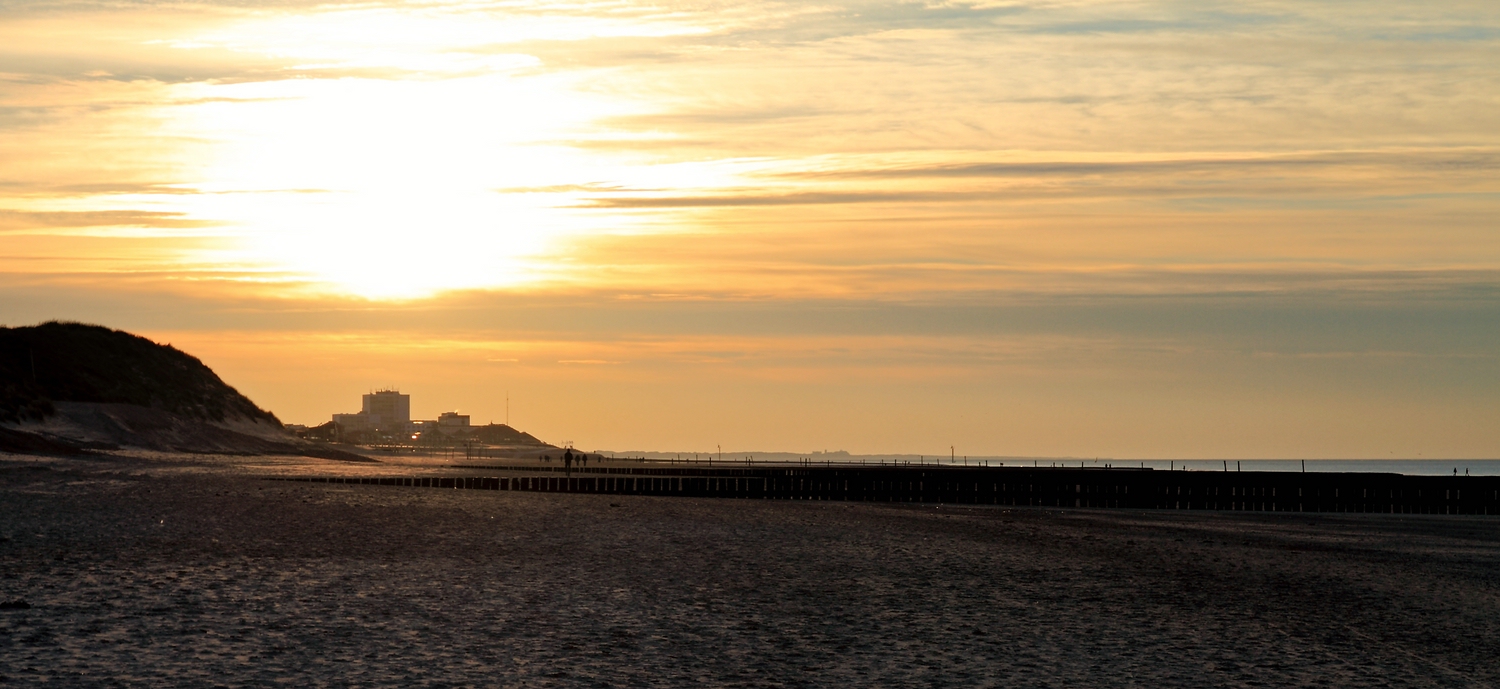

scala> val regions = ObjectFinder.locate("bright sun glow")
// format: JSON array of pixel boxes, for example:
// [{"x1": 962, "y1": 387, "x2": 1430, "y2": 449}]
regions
[{"x1": 152, "y1": 7, "x2": 707, "y2": 299}]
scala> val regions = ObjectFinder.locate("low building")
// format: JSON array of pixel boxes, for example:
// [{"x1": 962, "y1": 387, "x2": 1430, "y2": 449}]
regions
[{"x1": 333, "y1": 412, "x2": 371, "y2": 431}]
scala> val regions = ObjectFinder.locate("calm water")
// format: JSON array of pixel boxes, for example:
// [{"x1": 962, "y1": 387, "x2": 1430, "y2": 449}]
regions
[
  {"x1": 909, "y1": 458, "x2": 1500, "y2": 476},
  {"x1": 606, "y1": 452, "x2": 1500, "y2": 476},
  {"x1": 1126, "y1": 459, "x2": 1500, "y2": 476}
]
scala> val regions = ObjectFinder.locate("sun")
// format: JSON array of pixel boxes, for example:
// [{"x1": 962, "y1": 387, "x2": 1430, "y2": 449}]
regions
[{"x1": 156, "y1": 9, "x2": 675, "y2": 300}]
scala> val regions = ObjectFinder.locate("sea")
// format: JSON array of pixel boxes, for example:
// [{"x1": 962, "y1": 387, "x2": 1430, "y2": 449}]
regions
[
  {"x1": 598, "y1": 451, "x2": 1500, "y2": 476},
  {"x1": 1123, "y1": 459, "x2": 1500, "y2": 476}
]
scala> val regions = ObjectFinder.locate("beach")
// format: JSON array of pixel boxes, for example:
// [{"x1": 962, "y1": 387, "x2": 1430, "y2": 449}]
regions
[{"x1": 3, "y1": 452, "x2": 1498, "y2": 687}]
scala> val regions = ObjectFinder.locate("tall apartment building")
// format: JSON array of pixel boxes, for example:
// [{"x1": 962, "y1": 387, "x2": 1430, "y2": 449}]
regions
[
  {"x1": 333, "y1": 389, "x2": 411, "y2": 433},
  {"x1": 362, "y1": 389, "x2": 411, "y2": 430}
]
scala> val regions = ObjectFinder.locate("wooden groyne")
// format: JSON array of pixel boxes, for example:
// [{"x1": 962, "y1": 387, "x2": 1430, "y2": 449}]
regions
[{"x1": 271, "y1": 465, "x2": 1500, "y2": 515}]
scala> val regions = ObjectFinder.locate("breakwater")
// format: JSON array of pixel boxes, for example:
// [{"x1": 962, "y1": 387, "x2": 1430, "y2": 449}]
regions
[{"x1": 272, "y1": 465, "x2": 1500, "y2": 515}]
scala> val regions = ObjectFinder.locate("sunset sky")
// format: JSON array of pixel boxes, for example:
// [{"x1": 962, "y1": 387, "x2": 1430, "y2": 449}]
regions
[{"x1": 2, "y1": 0, "x2": 1497, "y2": 458}]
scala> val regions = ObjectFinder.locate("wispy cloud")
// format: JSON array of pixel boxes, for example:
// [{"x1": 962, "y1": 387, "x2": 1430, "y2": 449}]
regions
[
  {"x1": 774, "y1": 151, "x2": 1500, "y2": 180},
  {"x1": 0, "y1": 209, "x2": 221, "y2": 230}
]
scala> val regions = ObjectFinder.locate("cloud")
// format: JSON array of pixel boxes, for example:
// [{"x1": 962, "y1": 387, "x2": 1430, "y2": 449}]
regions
[
  {"x1": 574, "y1": 190, "x2": 979, "y2": 207},
  {"x1": 0, "y1": 209, "x2": 221, "y2": 230},
  {"x1": 1, "y1": 5, "x2": 1498, "y2": 310},
  {"x1": 774, "y1": 152, "x2": 1500, "y2": 180}
]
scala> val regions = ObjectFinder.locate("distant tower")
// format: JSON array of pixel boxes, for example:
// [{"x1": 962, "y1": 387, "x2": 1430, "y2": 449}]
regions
[{"x1": 362, "y1": 389, "x2": 411, "y2": 431}]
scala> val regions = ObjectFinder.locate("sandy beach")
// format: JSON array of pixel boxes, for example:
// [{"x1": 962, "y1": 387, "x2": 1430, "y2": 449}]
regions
[{"x1": 3, "y1": 452, "x2": 1498, "y2": 687}]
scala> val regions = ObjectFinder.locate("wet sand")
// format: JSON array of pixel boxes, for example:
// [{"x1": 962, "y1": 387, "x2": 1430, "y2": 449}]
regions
[{"x1": 2, "y1": 452, "x2": 1498, "y2": 687}]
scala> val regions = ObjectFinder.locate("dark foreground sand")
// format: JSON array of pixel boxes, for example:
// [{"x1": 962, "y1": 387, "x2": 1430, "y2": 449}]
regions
[{"x1": 2, "y1": 453, "x2": 1498, "y2": 688}]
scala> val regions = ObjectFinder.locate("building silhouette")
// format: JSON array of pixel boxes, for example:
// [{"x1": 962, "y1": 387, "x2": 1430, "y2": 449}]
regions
[
  {"x1": 438, "y1": 411, "x2": 470, "y2": 428},
  {"x1": 319, "y1": 390, "x2": 539, "y2": 446},
  {"x1": 363, "y1": 389, "x2": 410, "y2": 430},
  {"x1": 333, "y1": 389, "x2": 410, "y2": 434}
]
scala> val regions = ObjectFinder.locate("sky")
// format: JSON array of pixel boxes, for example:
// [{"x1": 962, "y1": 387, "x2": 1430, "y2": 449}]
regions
[{"x1": 1, "y1": 0, "x2": 1497, "y2": 459}]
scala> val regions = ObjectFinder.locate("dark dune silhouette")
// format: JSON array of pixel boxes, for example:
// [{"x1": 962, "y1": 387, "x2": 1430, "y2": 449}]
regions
[
  {"x1": 0, "y1": 322, "x2": 364, "y2": 460},
  {"x1": 0, "y1": 321, "x2": 276, "y2": 425}
]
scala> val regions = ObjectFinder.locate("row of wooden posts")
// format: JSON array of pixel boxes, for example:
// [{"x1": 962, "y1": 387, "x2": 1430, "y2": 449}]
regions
[{"x1": 271, "y1": 466, "x2": 1500, "y2": 515}]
